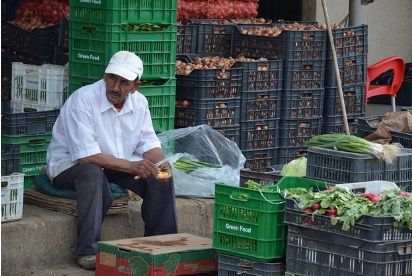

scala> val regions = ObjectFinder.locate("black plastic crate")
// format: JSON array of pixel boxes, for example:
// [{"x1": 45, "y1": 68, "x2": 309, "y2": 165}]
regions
[
  {"x1": 2, "y1": 101, "x2": 11, "y2": 116},
  {"x1": 233, "y1": 26, "x2": 326, "y2": 60},
  {"x1": 58, "y1": 17, "x2": 69, "y2": 50},
  {"x1": 279, "y1": 117, "x2": 322, "y2": 147},
  {"x1": 1, "y1": 21, "x2": 60, "y2": 62},
  {"x1": 356, "y1": 115, "x2": 412, "y2": 149},
  {"x1": 174, "y1": 97, "x2": 240, "y2": 128},
  {"x1": 281, "y1": 88, "x2": 324, "y2": 119},
  {"x1": 283, "y1": 59, "x2": 325, "y2": 90},
  {"x1": 1, "y1": 144, "x2": 20, "y2": 175},
  {"x1": 218, "y1": 253, "x2": 286, "y2": 276},
  {"x1": 327, "y1": 24, "x2": 368, "y2": 59},
  {"x1": 196, "y1": 23, "x2": 234, "y2": 54},
  {"x1": 242, "y1": 148, "x2": 277, "y2": 172},
  {"x1": 240, "y1": 90, "x2": 281, "y2": 122},
  {"x1": 323, "y1": 84, "x2": 366, "y2": 117},
  {"x1": 286, "y1": 225, "x2": 412, "y2": 276},
  {"x1": 53, "y1": 46, "x2": 69, "y2": 66},
  {"x1": 233, "y1": 59, "x2": 283, "y2": 93},
  {"x1": 276, "y1": 146, "x2": 307, "y2": 165},
  {"x1": 213, "y1": 125, "x2": 240, "y2": 146},
  {"x1": 176, "y1": 67, "x2": 242, "y2": 99},
  {"x1": 240, "y1": 119, "x2": 279, "y2": 151},
  {"x1": 325, "y1": 54, "x2": 367, "y2": 87},
  {"x1": 1, "y1": 77, "x2": 11, "y2": 101},
  {"x1": 322, "y1": 116, "x2": 359, "y2": 135},
  {"x1": 285, "y1": 198, "x2": 412, "y2": 242},
  {"x1": 1, "y1": 109, "x2": 60, "y2": 136},
  {"x1": 177, "y1": 22, "x2": 198, "y2": 55},
  {"x1": 306, "y1": 147, "x2": 412, "y2": 192},
  {"x1": 240, "y1": 168, "x2": 283, "y2": 188}
]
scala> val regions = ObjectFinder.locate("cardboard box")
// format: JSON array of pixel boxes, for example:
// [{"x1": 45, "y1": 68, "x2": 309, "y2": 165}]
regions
[{"x1": 96, "y1": 233, "x2": 218, "y2": 276}]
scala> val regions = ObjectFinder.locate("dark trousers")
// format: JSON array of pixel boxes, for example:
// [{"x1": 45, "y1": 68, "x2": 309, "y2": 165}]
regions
[{"x1": 52, "y1": 164, "x2": 178, "y2": 255}]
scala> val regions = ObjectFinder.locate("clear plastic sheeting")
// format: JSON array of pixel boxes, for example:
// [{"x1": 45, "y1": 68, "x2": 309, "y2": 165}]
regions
[{"x1": 157, "y1": 124, "x2": 246, "y2": 197}]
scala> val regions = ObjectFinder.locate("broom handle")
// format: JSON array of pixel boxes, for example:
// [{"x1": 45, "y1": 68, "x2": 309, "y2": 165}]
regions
[{"x1": 321, "y1": 0, "x2": 350, "y2": 135}]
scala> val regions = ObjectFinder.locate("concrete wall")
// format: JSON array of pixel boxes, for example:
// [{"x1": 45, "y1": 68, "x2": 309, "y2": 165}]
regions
[{"x1": 302, "y1": 0, "x2": 412, "y2": 64}]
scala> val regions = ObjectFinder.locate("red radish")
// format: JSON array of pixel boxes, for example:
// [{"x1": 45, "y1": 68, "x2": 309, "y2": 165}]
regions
[
  {"x1": 405, "y1": 192, "x2": 411, "y2": 198},
  {"x1": 311, "y1": 203, "x2": 321, "y2": 211},
  {"x1": 327, "y1": 209, "x2": 337, "y2": 216},
  {"x1": 326, "y1": 186, "x2": 336, "y2": 190}
]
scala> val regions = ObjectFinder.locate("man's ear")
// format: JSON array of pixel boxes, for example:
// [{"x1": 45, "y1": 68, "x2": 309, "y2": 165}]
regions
[{"x1": 131, "y1": 80, "x2": 141, "y2": 94}]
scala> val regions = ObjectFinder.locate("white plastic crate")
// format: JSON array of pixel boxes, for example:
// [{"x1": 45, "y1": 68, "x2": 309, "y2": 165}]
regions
[
  {"x1": 11, "y1": 62, "x2": 68, "y2": 108},
  {"x1": 336, "y1": 180, "x2": 399, "y2": 194},
  {"x1": 1, "y1": 173, "x2": 24, "y2": 223},
  {"x1": 10, "y1": 101, "x2": 60, "y2": 113}
]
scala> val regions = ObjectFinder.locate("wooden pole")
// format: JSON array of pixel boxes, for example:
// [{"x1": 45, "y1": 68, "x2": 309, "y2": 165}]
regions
[{"x1": 321, "y1": 0, "x2": 350, "y2": 135}]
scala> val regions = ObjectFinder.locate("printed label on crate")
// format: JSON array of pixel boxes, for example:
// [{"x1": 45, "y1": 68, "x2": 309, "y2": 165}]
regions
[
  {"x1": 77, "y1": 52, "x2": 101, "y2": 61},
  {"x1": 77, "y1": 0, "x2": 102, "y2": 4},
  {"x1": 21, "y1": 164, "x2": 45, "y2": 174},
  {"x1": 225, "y1": 222, "x2": 252, "y2": 234}
]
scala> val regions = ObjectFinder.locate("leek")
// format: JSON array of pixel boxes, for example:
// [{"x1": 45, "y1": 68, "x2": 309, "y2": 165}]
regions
[{"x1": 305, "y1": 134, "x2": 401, "y2": 164}]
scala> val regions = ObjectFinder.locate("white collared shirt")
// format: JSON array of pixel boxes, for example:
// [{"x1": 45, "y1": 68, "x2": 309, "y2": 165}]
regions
[{"x1": 46, "y1": 79, "x2": 161, "y2": 180}]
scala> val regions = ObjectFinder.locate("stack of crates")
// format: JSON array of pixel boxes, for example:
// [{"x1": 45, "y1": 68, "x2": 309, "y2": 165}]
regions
[
  {"x1": 322, "y1": 25, "x2": 368, "y2": 134},
  {"x1": 235, "y1": 59, "x2": 283, "y2": 171},
  {"x1": 1, "y1": 20, "x2": 61, "y2": 115},
  {"x1": 283, "y1": 178, "x2": 412, "y2": 275},
  {"x1": 213, "y1": 180, "x2": 287, "y2": 275},
  {"x1": 68, "y1": 0, "x2": 177, "y2": 133},
  {"x1": 1, "y1": 61, "x2": 67, "y2": 190},
  {"x1": 277, "y1": 27, "x2": 326, "y2": 164},
  {"x1": 174, "y1": 56, "x2": 242, "y2": 144}
]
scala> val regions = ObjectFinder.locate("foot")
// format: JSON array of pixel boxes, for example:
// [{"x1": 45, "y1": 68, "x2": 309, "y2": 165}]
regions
[{"x1": 76, "y1": 254, "x2": 96, "y2": 270}]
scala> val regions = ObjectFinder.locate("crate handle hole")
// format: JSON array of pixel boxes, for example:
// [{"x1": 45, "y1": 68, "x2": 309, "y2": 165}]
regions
[
  {"x1": 28, "y1": 139, "x2": 46, "y2": 147},
  {"x1": 82, "y1": 27, "x2": 97, "y2": 34}
]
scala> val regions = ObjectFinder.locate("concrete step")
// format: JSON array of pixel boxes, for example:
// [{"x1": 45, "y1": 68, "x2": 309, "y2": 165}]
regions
[{"x1": 1, "y1": 197, "x2": 215, "y2": 272}]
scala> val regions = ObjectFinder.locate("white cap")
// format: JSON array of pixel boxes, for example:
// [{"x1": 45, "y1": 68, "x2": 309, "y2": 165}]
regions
[{"x1": 105, "y1": 51, "x2": 143, "y2": 81}]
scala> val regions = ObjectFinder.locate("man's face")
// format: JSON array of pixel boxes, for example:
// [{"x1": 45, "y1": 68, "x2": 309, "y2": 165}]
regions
[{"x1": 103, "y1": 73, "x2": 140, "y2": 105}]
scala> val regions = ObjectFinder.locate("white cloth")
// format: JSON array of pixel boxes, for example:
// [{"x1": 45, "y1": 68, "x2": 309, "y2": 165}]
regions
[{"x1": 46, "y1": 79, "x2": 161, "y2": 180}]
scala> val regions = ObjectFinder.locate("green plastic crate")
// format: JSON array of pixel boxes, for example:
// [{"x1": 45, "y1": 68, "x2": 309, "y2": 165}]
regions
[
  {"x1": 69, "y1": 22, "x2": 177, "y2": 80},
  {"x1": 213, "y1": 182, "x2": 286, "y2": 262},
  {"x1": 138, "y1": 79, "x2": 176, "y2": 133},
  {"x1": 2, "y1": 134, "x2": 52, "y2": 190},
  {"x1": 70, "y1": 0, "x2": 177, "y2": 24}
]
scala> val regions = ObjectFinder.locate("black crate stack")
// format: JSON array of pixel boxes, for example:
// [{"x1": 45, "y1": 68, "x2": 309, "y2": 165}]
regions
[
  {"x1": 175, "y1": 20, "x2": 242, "y2": 147},
  {"x1": 322, "y1": 25, "x2": 368, "y2": 135},
  {"x1": 67, "y1": 0, "x2": 178, "y2": 133},
  {"x1": 278, "y1": 28, "x2": 326, "y2": 165},
  {"x1": 235, "y1": 59, "x2": 283, "y2": 171}
]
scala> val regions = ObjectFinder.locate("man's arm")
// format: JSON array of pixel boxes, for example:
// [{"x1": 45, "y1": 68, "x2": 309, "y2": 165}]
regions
[{"x1": 78, "y1": 147, "x2": 170, "y2": 179}]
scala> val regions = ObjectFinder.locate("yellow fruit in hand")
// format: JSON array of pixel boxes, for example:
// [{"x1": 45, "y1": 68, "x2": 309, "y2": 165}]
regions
[{"x1": 157, "y1": 171, "x2": 169, "y2": 180}]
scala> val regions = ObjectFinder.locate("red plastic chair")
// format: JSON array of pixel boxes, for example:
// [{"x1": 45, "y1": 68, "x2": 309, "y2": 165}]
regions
[{"x1": 366, "y1": 56, "x2": 405, "y2": 112}]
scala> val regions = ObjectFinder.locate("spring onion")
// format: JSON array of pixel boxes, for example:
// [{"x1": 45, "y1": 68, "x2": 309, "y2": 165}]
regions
[
  {"x1": 305, "y1": 133, "x2": 402, "y2": 164},
  {"x1": 173, "y1": 157, "x2": 222, "y2": 174}
]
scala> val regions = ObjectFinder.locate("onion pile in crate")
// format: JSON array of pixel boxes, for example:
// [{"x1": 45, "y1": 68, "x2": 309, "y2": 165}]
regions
[{"x1": 12, "y1": 0, "x2": 70, "y2": 30}]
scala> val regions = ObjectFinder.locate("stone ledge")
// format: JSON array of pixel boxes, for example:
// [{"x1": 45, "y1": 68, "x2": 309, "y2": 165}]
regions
[{"x1": 1, "y1": 197, "x2": 214, "y2": 268}]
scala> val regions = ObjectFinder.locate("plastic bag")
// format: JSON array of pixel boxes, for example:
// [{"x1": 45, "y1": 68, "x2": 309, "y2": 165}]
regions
[
  {"x1": 157, "y1": 125, "x2": 246, "y2": 197},
  {"x1": 280, "y1": 157, "x2": 307, "y2": 177}
]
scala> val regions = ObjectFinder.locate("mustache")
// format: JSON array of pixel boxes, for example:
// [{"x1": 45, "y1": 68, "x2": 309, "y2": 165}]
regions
[{"x1": 108, "y1": 90, "x2": 120, "y2": 96}]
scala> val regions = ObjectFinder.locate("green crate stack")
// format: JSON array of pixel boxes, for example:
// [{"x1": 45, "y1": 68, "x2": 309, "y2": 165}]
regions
[
  {"x1": 1, "y1": 134, "x2": 52, "y2": 190},
  {"x1": 68, "y1": 0, "x2": 178, "y2": 133}
]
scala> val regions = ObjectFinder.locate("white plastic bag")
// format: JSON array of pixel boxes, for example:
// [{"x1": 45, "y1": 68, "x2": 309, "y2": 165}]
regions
[{"x1": 157, "y1": 125, "x2": 246, "y2": 197}]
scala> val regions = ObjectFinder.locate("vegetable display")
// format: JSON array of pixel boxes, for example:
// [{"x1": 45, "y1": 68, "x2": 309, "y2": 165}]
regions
[
  {"x1": 177, "y1": 0, "x2": 259, "y2": 20},
  {"x1": 284, "y1": 186, "x2": 412, "y2": 231},
  {"x1": 305, "y1": 133, "x2": 402, "y2": 164},
  {"x1": 123, "y1": 23, "x2": 168, "y2": 32},
  {"x1": 172, "y1": 157, "x2": 222, "y2": 174},
  {"x1": 12, "y1": 0, "x2": 69, "y2": 31}
]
